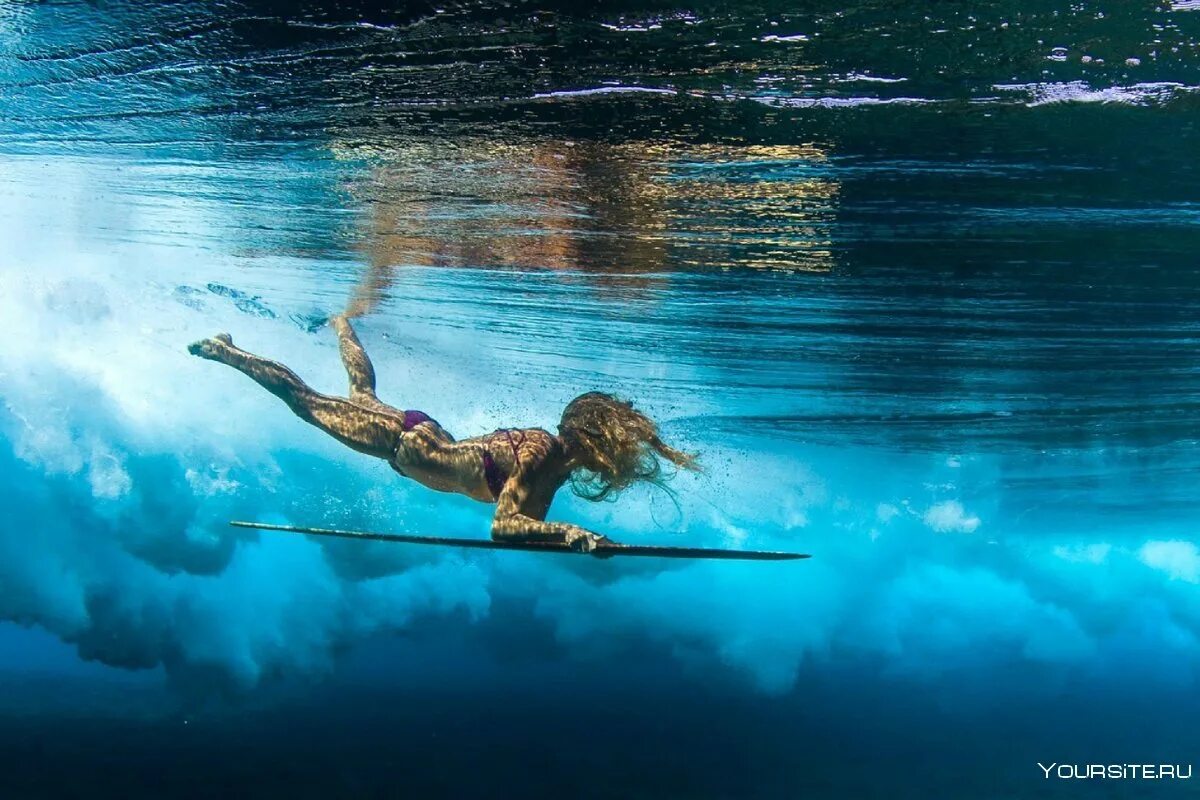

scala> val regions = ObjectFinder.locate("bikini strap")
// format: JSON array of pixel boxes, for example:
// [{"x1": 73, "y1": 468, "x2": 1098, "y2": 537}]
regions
[
  {"x1": 482, "y1": 429, "x2": 526, "y2": 500},
  {"x1": 504, "y1": 428, "x2": 526, "y2": 469}
]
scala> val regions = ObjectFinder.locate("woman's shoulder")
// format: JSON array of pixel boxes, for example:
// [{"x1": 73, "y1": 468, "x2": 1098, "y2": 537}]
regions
[
  {"x1": 505, "y1": 427, "x2": 559, "y2": 453},
  {"x1": 463, "y1": 426, "x2": 558, "y2": 452},
  {"x1": 498, "y1": 428, "x2": 564, "y2": 466}
]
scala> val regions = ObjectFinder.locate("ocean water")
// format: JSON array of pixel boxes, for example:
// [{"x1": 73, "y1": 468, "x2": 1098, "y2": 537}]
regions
[{"x1": 2, "y1": 1, "x2": 1199, "y2": 796}]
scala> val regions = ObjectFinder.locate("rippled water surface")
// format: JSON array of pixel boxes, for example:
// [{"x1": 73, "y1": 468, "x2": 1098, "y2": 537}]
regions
[{"x1": 2, "y1": 2, "x2": 1199, "y2": 797}]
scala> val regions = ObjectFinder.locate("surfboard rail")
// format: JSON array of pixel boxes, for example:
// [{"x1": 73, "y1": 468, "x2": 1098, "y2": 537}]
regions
[{"x1": 229, "y1": 521, "x2": 810, "y2": 561}]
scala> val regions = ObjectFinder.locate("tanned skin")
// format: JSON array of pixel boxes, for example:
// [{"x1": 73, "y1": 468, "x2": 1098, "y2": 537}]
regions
[{"x1": 188, "y1": 316, "x2": 610, "y2": 551}]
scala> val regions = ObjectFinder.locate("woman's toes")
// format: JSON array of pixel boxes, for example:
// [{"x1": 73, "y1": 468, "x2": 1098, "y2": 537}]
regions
[{"x1": 187, "y1": 336, "x2": 229, "y2": 360}]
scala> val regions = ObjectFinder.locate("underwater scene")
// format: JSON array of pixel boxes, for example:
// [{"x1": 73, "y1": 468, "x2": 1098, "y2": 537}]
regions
[{"x1": 1, "y1": 0, "x2": 1199, "y2": 796}]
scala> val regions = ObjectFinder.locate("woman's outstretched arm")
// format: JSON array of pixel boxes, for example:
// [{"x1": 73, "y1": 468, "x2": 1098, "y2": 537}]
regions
[{"x1": 490, "y1": 471, "x2": 608, "y2": 552}]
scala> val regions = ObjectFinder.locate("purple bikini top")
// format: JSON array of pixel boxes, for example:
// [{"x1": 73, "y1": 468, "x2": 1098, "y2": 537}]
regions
[{"x1": 482, "y1": 429, "x2": 526, "y2": 500}]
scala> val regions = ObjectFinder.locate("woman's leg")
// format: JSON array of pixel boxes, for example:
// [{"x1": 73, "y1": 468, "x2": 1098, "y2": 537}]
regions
[
  {"x1": 188, "y1": 334, "x2": 402, "y2": 459},
  {"x1": 332, "y1": 315, "x2": 390, "y2": 411}
]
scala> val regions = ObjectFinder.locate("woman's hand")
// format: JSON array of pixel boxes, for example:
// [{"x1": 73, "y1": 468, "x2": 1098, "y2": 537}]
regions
[{"x1": 563, "y1": 526, "x2": 608, "y2": 553}]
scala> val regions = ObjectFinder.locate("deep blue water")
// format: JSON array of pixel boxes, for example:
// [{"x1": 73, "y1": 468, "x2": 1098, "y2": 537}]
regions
[{"x1": 2, "y1": 1, "x2": 1200, "y2": 796}]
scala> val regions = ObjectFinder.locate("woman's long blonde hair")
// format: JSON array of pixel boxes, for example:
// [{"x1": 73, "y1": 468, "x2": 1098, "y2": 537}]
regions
[{"x1": 557, "y1": 392, "x2": 699, "y2": 501}]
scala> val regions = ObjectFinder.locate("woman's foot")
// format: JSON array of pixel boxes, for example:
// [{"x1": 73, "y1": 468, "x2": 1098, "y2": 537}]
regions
[{"x1": 188, "y1": 333, "x2": 234, "y2": 361}]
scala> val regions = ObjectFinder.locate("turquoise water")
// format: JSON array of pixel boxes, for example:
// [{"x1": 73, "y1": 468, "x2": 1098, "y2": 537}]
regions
[{"x1": 1, "y1": 1, "x2": 1199, "y2": 796}]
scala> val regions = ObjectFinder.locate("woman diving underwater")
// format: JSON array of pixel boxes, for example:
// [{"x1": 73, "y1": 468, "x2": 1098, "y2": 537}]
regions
[{"x1": 188, "y1": 316, "x2": 698, "y2": 552}]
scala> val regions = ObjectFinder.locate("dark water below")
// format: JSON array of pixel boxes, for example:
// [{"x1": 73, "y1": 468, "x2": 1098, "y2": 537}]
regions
[{"x1": 1, "y1": 1, "x2": 1199, "y2": 797}]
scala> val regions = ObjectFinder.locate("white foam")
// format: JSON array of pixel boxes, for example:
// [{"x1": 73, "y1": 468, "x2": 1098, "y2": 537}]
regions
[
  {"x1": 1138, "y1": 540, "x2": 1200, "y2": 583},
  {"x1": 923, "y1": 500, "x2": 981, "y2": 534},
  {"x1": 533, "y1": 85, "x2": 676, "y2": 99},
  {"x1": 751, "y1": 94, "x2": 937, "y2": 108},
  {"x1": 759, "y1": 33, "x2": 810, "y2": 43},
  {"x1": 993, "y1": 80, "x2": 1195, "y2": 106}
]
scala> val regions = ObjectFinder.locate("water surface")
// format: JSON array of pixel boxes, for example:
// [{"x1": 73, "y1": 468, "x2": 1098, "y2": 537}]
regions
[{"x1": 2, "y1": 1, "x2": 1199, "y2": 796}]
